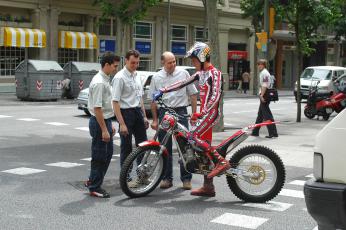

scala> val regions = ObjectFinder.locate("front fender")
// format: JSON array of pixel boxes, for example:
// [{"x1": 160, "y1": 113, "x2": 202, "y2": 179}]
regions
[{"x1": 138, "y1": 140, "x2": 168, "y2": 156}]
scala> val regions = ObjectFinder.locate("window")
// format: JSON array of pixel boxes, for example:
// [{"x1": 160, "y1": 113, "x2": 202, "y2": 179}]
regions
[
  {"x1": 171, "y1": 25, "x2": 187, "y2": 41},
  {"x1": 99, "y1": 19, "x2": 112, "y2": 36},
  {"x1": 134, "y1": 22, "x2": 152, "y2": 39},
  {"x1": 195, "y1": 27, "x2": 208, "y2": 42},
  {"x1": 58, "y1": 49, "x2": 78, "y2": 67},
  {"x1": 138, "y1": 57, "x2": 152, "y2": 71},
  {"x1": 0, "y1": 46, "x2": 25, "y2": 77}
]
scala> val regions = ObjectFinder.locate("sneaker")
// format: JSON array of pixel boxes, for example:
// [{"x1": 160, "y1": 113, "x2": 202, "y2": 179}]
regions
[
  {"x1": 159, "y1": 180, "x2": 173, "y2": 189},
  {"x1": 90, "y1": 188, "x2": 110, "y2": 198},
  {"x1": 190, "y1": 185, "x2": 215, "y2": 197},
  {"x1": 182, "y1": 181, "x2": 192, "y2": 190},
  {"x1": 207, "y1": 160, "x2": 231, "y2": 179}
]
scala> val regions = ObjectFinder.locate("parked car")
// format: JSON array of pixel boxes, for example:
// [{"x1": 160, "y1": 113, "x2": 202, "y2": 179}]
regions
[
  {"x1": 304, "y1": 108, "x2": 346, "y2": 229},
  {"x1": 294, "y1": 66, "x2": 346, "y2": 101},
  {"x1": 77, "y1": 71, "x2": 156, "y2": 116}
]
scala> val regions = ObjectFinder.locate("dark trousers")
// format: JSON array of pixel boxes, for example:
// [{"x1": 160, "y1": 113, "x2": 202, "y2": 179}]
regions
[
  {"x1": 88, "y1": 116, "x2": 113, "y2": 192},
  {"x1": 158, "y1": 107, "x2": 192, "y2": 182},
  {"x1": 252, "y1": 101, "x2": 278, "y2": 136},
  {"x1": 242, "y1": 82, "x2": 249, "y2": 93},
  {"x1": 119, "y1": 107, "x2": 148, "y2": 166}
]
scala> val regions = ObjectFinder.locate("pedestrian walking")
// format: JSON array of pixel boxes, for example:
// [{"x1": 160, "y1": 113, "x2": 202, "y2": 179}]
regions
[
  {"x1": 242, "y1": 71, "x2": 250, "y2": 94},
  {"x1": 86, "y1": 52, "x2": 120, "y2": 198},
  {"x1": 149, "y1": 51, "x2": 198, "y2": 190},
  {"x1": 112, "y1": 50, "x2": 149, "y2": 168},
  {"x1": 251, "y1": 59, "x2": 278, "y2": 138}
]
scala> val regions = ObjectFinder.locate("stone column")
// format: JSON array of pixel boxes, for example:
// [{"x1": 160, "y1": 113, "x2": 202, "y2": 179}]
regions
[
  {"x1": 49, "y1": 7, "x2": 60, "y2": 61},
  {"x1": 38, "y1": 6, "x2": 49, "y2": 60},
  {"x1": 85, "y1": 15, "x2": 96, "y2": 62}
]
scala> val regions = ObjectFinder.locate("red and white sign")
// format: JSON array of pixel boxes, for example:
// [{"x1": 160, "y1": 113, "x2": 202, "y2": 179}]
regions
[
  {"x1": 228, "y1": 51, "x2": 248, "y2": 60},
  {"x1": 36, "y1": 80, "x2": 43, "y2": 91},
  {"x1": 79, "y1": 80, "x2": 84, "y2": 90}
]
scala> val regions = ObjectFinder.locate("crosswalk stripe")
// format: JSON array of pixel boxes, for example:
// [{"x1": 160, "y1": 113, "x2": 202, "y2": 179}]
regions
[
  {"x1": 0, "y1": 115, "x2": 12, "y2": 118},
  {"x1": 305, "y1": 174, "x2": 314, "y2": 178},
  {"x1": 45, "y1": 122, "x2": 69, "y2": 126},
  {"x1": 289, "y1": 180, "x2": 306, "y2": 186},
  {"x1": 45, "y1": 162, "x2": 84, "y2": 168},
  {"x1": 114, "y1": 139, "x2": 121, "y2": 146},
  {"x1": 240, "y1": 201, "x2": 293, "y2": 212},
  {"x1": 279, "y1": 189, "x2": 305, "y2": 198},
  {"x1": 80, "y1": 157, "x2": 115, "y2": 162},
  {"x1": 211, "y1": 213, "x2": 268, "y2": 229},
  {"x1": 75, "y1": 127, "x2": 89, "y2": 131},
  {"x1": 16, "y1": 118, "x2": 39, "y2": 121},
  {"x1": 2, "y1": 167, "x2": 46, "y2": 175}
]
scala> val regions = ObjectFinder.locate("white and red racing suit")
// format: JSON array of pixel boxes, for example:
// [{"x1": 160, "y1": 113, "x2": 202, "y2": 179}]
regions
[{"x1": 160, "y1": 65, "x2": 222, "y2": 153}]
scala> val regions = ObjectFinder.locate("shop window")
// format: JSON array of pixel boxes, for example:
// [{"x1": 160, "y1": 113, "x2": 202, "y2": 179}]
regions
[
  {"x1": 58, "y1": 48, "x2": 78, "y2": 67},
  {"x1": 195, "y1": 27, "x2": 208, "y2": 42},
  {"x1": 0, "y1": 46, "x2": 25, "y2": 77},
  {"x1": 171, "y1": 25, "x2": 187, "y2": 41},
  {"x1": 138, "y1": 57, "x2": 152, "y2": 71},
  {"x1": 134, "y1": 22, "x2": 152, "y2": 39}
]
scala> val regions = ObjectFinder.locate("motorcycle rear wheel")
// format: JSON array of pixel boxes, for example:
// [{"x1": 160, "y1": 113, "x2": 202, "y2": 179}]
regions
[
  {"x1": 226, "y1": 145, "x2": 285, "y2": 203},
  {"x1": 119, "y1": 145, "x2": 167, "y2": 198},
  {"x1": 304, "y1": 106, "x2": 315, "y2": 119}
]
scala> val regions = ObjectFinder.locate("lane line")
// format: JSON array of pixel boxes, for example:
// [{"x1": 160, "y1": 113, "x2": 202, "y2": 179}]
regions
[
  {"x1": 211, "y1": 213, "x2": 268, "y2": 229},
  {"x1": 0, "y1": 115, "x2": 13, "y2": 118}
]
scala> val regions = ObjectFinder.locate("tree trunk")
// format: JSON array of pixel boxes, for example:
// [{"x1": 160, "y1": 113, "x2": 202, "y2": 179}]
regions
[
  {"x1": 206, "y1": 0, "x2": 224, "y2": 132},
  {"x1": 295, "y1": 9, "x2": 302, "y2": 122}
]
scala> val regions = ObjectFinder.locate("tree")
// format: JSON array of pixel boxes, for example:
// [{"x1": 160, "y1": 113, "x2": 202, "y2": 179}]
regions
[
  {"x1": 93, "y1": 0, "x2": 162, "y2": 24},
  {"x1": 327, "y1": 0, "x2": 346, "y2": 40},
  {"x1": 240, "y1": 0, "x2": 265, "y2": 96},
  {"x1": 274, "y1": 0, "x2": 333, "y2": 122}
]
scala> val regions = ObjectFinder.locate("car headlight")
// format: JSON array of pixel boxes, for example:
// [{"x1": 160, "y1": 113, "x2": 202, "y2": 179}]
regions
[{"x1": 313, "y1": 152, "x2": 323, "y2": 181}]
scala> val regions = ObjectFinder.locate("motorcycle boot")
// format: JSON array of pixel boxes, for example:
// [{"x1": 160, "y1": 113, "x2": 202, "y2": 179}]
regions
[
  {"x1": 207, "y1": 149, "x2": 231, "y2": 179},
  {"x1": 190, "y1": 176, "x2": 215, "y2": 197}
]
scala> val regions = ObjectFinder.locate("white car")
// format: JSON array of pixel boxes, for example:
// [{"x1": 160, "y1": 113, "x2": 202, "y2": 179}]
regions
[
  {"x1": 304, "y1": 108, "x2": 346, "y2": 229},
  {"x1": 294, "y1": 66, "x2": 346, "y2": 101},
  {"x1": 77, "y1": 71, "x2": 156, "y2": 116}
]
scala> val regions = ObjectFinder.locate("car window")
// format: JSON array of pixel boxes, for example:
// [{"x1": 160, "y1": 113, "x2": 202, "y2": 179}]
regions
[
  {"x1": 144, "y1": 75, "x2": 152, "y2": 87},
  {"x1": 301, "y1": 69, "x2": 332, "y2": 80}
]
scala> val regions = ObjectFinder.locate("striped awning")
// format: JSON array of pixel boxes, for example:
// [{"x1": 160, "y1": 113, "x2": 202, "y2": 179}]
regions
[
  {"x1": 59, "y1": 31, "x2": 97, "y2": 49},
  {"x1": 0, "y1": 27, "x2": 46, "y2": 48}
]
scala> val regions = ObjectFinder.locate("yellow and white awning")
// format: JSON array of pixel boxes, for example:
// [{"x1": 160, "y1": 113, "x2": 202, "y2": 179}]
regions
[
  {"x1": 59, "y1": 31, "x2": 97, "y2": 49},
  {"x1": 0, "y1": 27, "x2": 46, "y2": 48}
]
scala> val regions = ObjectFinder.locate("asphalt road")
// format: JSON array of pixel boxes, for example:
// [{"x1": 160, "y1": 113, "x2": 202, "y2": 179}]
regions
[{"x1": 0, "y1": 96, "x2": 331, "y2": 230}]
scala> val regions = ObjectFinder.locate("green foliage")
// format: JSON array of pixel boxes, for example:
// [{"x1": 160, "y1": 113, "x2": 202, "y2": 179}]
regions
[
  {"x1": 325, "y1": 0, "x2": 346, "y2": 40},
  {"x1": 273, "y1": 0, "x2": 333, "y2": 56},
  {"x1": 240, "y1": 0, "x2": 264, "y2": 32},
  {"x1": 93, "y1": 0, "x2": 162, "y2": 24}
]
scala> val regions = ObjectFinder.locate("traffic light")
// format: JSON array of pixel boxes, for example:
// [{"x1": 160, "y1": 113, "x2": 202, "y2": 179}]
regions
[{"x1": 269, "y1": 7, "x2": 275, "y2": 37}]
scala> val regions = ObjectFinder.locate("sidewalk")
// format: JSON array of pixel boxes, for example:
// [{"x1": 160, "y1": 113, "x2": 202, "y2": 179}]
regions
[{"x1": 223, "y1": 89, "x2": 293, "y2": 99}]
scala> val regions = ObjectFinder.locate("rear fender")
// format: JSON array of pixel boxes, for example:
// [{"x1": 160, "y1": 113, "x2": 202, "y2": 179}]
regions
[{"x1": 138, "y1": 140, "x2": 168, "y2": 156}]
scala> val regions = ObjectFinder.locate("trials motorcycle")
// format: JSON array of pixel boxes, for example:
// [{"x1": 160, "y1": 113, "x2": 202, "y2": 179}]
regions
[{"x1": 119, "y1": 99, "x2": 285, "y2": 203}]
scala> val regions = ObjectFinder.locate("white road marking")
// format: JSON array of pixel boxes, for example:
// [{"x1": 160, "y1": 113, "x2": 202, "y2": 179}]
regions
[
  {"x1": 0, "y1": 115, "x2": 12, "y2": 118},
  {"x1": 16, "y1": 118, "x2": 39, "y2": 122},
  {"x1": 211, "y1": 213, "x2": 268, "y2": 229},
  {"x1": 114, "y1": 139, "x2": 121, "y2": 146},
  {"x1": 279, "y1": 189, "x2": 305, "y2": 198},
  {"x1": 45, "y1": 122, "x2": 69, "y2": 126},
  {"x1": 75, "y1": 127, "x2": 89, "y2": 131},
  {"x1": 224, "y1": 123, "x2": 234, "y2": 127},
  {"x1": 113, "y1": 154, "x2": 120, "y2": 157},
  {"x1": 80, "y1": 157, "x2": 115, "y2": 162},
  {"x1": 232, "y1": 110, "x2": 258, "y2": 114},
  {"x1": 2, "y1": 167, "x2": 46, "y2": 175},
  {"x1": 305, "y1": 174, "x2": 314, "y2": 178},
  {"x1": 115, "y1": 133, "x2": 120, "y2": 138},
  {"x1": 289, "y1": 180, "x2": 306, "y2": 186},
  {"x1": 45, "y1": 162, "x2": 84, "y2": 168},
  {"x1": 240, "y1": 201, "x2": 293, "y2": 212},
  {"x1": 313, "y1": 227, "x2": 318, "y2": 230}
]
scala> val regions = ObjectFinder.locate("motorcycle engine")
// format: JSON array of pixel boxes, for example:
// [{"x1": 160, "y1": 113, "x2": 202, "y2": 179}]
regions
[{"x1": 182, "y1": 146, "x2": 198, "y2": 173}]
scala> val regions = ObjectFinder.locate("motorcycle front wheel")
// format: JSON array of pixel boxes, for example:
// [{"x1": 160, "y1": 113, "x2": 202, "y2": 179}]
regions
[
  {"x1": 227, "y1": 145, "x2": 285, "y2": 203},
  {"x1": 119, "y1": 145, "x2": 167, "y2": 198}
]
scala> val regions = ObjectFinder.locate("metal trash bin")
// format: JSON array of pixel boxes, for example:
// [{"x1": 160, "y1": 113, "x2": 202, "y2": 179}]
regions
[
  {"x1": 63, "y1": 62, "x2": 101, "y2": 98},
  {"x1": 15, "y1": 60, "x2": 64, "y2": 100}
]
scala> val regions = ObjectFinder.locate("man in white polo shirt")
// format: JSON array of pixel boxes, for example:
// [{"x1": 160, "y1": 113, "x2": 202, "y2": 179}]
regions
[
  {"x1": 149, "y1": 51, "x2": 198, "y2": 190},
  {"x1": 112, "y1": 50, "x2": 149, "y2": 168},
  {"x1": 86, "y1": 52, "x2": 120, "y2": 198}
]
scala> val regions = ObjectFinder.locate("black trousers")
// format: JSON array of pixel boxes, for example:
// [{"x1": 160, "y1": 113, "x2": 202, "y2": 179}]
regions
[{"x1": 252, "y1": 101, "x2": 278, "y2": 136}]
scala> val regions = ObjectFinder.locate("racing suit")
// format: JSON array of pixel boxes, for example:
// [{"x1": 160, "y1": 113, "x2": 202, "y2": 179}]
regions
[{"x1": 160, "y1": 65, "x2": 229, "y2": 178}]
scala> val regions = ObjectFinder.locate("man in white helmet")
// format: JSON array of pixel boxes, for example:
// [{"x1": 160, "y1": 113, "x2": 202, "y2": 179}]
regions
[{"x1": 153, "y1": 42, "x2": 230, "y2": 197}]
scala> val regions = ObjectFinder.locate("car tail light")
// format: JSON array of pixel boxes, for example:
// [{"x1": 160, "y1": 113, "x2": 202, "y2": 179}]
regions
[{"x1": 313, "y1": 152, "x2": 323, "y2": 181}]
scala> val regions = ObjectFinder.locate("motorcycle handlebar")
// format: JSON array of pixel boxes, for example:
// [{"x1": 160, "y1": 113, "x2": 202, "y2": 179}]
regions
[{"x1": 156, "y1": 98, "x2": 191, "y2": 119}]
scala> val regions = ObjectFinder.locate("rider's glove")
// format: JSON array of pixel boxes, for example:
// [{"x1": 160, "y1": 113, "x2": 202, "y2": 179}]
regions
[
  {"x1": 152, "y1": 90, "x2": 163, "y2": 101},
  {"x1": 191, "y1": 112, "x2": 203, "y2": 122}
]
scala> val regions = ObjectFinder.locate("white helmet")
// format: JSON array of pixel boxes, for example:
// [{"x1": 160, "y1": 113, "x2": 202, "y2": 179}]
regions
[{"x1": 185, "y1": 42, "x2": 211, "y2": 63}]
